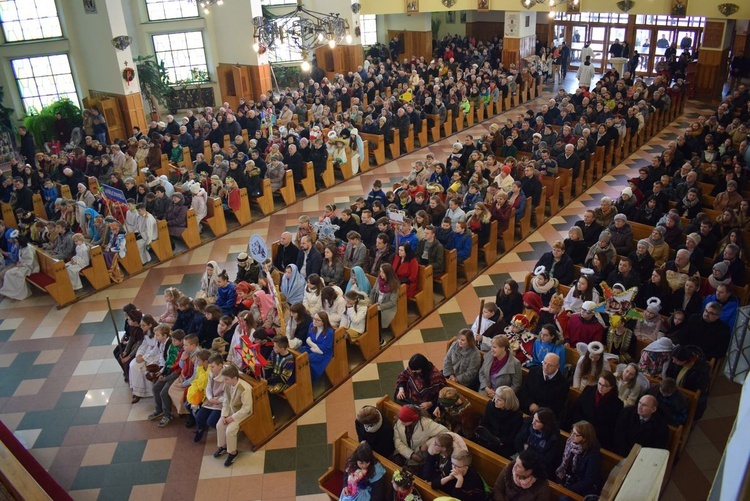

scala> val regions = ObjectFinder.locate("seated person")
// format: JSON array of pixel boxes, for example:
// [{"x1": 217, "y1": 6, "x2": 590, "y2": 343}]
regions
[
  {"x1": 493, "y1": 450, "x2": 553, "y2": 501},
  {"x1": 442, "y1": 328, "x2": 482, "y2": 388},
  {"x1": 613, "y1": 395, "x2": 669, "y2": 457},
  {"x1": 355, "y1": 405, "x2": 395, "y2": 458},
  {"x1": 555, "y1": 421, "x2": 602, "y2": 497},
  {"x1": 391, "y1": 404, "x2": 447, "y2": 468},
  {"x1": 430, "y1": 450, "x2": 486, "y2": 499},
  {"x1": 395, "y1": 353, "x2": 447, "y2": 412}
]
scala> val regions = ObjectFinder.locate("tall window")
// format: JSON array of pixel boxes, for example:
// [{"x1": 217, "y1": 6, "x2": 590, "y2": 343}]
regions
[
  {"x1": 145, "y1": 0, "x2": 199, "y2": 21},
  {"x1": 152, "y1": 31, "x2": 209, "y2": 83},
  {"x1": 267, "y1": 18, "x2": 302, "y2": 63},
  {"x1": 0, "y1": 0, "x2": 62, "y2": 42},
  {"x1": 360, "y1": 14, "x2": 377, "y2": 46},
  {"x1": 12, "y1": 54, "x2": 77, "y2": 113}
]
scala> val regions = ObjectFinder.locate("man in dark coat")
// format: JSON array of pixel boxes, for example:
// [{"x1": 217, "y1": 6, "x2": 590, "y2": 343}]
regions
[
  {"x1": 518, "y1": 353, "x2": 569, "y2": 418},
  {"x1": 284, "y1": 143, "x2": 305, "y2": 183},
  {"x1": 273, "y1": 231, "x2": 299, "y2": 271},
  {"x1": 678, "y1": 302, "x2": 731, "y2": 361},
  {"x1": 613, "y1": 395, "x2": 669, "y2": 456},
  {"x1": 18, "y1": 127, "x2": 37, "y2": 167},
  {"x1": 11, "y1": 177, "x2": 34, "y2": 213},
  {"x1": 575, "y1": 210, "x2": 604, "y2": 249},
  {"x1": 296, "y1": 235, "x2": 322, "y2": 278}
]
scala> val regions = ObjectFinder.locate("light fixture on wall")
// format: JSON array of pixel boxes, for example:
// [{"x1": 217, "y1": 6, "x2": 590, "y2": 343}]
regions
[
  {"x1": 717, "y1": 3, "x2": 739, "y2": 16},
  {"x1": 616, "y1": 0, "x2": 635, "y2": 12},
  {"x1": 520, "y1": 0, "x2": 567, "y2": 8},
  {"x1": 111, "y1": 35, "x2": 132, "y2": 51},
  {"x1": 252, "y1": 0, "x2": 351, "y2": 70}
]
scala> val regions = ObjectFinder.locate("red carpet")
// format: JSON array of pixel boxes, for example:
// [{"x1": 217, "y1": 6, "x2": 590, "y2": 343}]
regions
[{"x1": 0, "y1": 420, "x2": 72, "y2": 500}]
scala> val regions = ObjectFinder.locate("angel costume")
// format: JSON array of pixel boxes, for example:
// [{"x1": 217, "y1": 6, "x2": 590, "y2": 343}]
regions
[
  {"x1": 66, "y1": 243, "x2": 90, "y2": 290},
  {"x1": 128, "y1": 333, "x2": 163, "y2": 398},
  {"x1": 0, "y1": 244, "x2": 39, "y2": 300}
]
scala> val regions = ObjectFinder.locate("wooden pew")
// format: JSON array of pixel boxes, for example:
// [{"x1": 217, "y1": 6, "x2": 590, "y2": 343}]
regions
[
  {"x1": 501, "y1": 207, "x2": 516, "y2": 253},
  {"x1": 182, "y1": 147, "x2": 193, "y2": 170},
  {"x1": 389, "y1": 283, "x2": 409, "y2": 338},
  {"x1": 338, "y1": 148, "x2": 354, "y2": 180},
  {"x1": 434, "y1": 248, "x2": 457, "y2": 298},
  {"x1": 237, "y1": 375, "x2": 276, "y2": 450},
  {"x1": 409, "y1": 264, "x2": 434, "y2": 317},
  {"x1": 223, "y1": 134, "x2": 231, "y2": 150},
  {"x1": 150, "y1": 219, "x2": 174, "y2": 262},
  {"x1": 177, "y1": 208, "x2": 201, "y2": 249},
  {"x1": 426, "y1": 114, "x2": 441, "y2": 142},
  {"x1": 0, "y1": 438, "x2": 54, "y2": 501},
  {"x1": 227, "y1": 187, "x2": 252, "y2": 226},
  {"x1": 119, "y1": 233, "x2": 143, "y2": 275},
  {"x1": 574, "y1": 161, "x2": 584, "y2": 198},
  {"x1": 203, "y1": 140, "x2": 211, "y2": 160},
  {"x1": 204, "y1": 197, "x2": 227, "y2": 237},
  {"x1": 279, "y1": 349, "x2": 314, "y2": 415},
  {"x1": 56, "y1": 183, "x2": 72, "y2": 200},
  {"x1": 279, "y1": 170, "x2": 297, "y2": 206},
  {"x1": 443, "y1": 110, "x2": 453, "y2": 137},
  {"x1": 361, "y1": 133, "x2": 385, "y2": 166},
  {"x1": 325, "y1": 327, "x2": 349, "y2": 386},
  {"x1": 458, "y1": 233, "x2": 479, "y2": 281},
  {"x1": 541, "y1": 175, "x2": 560, "y2": 216},
  {"x1": 80, "y1": 245, "x2": 110, "y2": 290},
  {"x1": 466, "y1": 103, "x2": 475, "y2": 127},
  {"x1": 481, "y1": 220, "x2": 498, "y2": 265},
  {"x1": 157, "y1": 154, "x2": 169, "y2": 177},
  {"x1": 455, "y1": 108, "x2": 465, "y2": 132},
  {"x1": 558, "y1": 167, "x2": 573, "y2": 207},
  {"x1": 535, "y1": 185, "x2": 548, "y2": 227},
  {"x1": 404, "y1": 125, "x2": 415, "y2": 153},
  {"x1": 417, "y1": 119, "x2": 428, "y2": 147},
  {"x1": 32, "y1": 193, "x2": 47, "y2": 219},
  {"x1": 319, "y1": 432, "x2": 444, "y2": 501},
  {"x1": 376, "y1": 396, "x2": 583, "y2": 500},
  {"x1": 253, "y1": 178, "x2": 274, "y2": 216},
  {"x1": 322, "y1": 157, "x2": 335, "y2": 188},
  {"x1": 518, "y1": 199, "x2": 532, "y2": 239},
  {"x1": 26, "y1": 247, "x2": 76, "y2": 307},
  {"x1": 301, "y1": 162, "x2": 316, "y2": 197},
  {"x1": 593, "y1": 145, "x2": 605, "y2": 181},
  {"x1": 389, "y1": 130, "x2": 400, "y2": 159},
  {"x1": 350, "y1": 304, "x2": 381, "y2": 361}
]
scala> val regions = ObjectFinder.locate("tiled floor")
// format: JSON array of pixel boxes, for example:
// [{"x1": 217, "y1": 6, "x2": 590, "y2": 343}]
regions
[{"x1": 0, "y1": 77, "x2": 740, "y2": 501}]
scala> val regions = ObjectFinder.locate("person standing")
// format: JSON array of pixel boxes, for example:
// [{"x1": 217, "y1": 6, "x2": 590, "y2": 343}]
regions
[
  {"x1": 560, "y1": 42, "x2": 570, "y2": 79},
  {"x1": 577, "y1": 56, "x2": 596, "y2": 90}
]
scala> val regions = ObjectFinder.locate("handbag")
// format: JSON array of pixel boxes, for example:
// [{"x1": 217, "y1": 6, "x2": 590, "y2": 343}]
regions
[{"x1": 145, "y1": 364, "x2": 161, "y2": 382}]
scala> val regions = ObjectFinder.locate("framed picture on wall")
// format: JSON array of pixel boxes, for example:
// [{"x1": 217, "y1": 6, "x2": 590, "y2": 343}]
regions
[
  {"x1": 406, "y1": 0, "x2": 419, "y2": 14},
  {"x1": 566, "y1": 0, "x2": 580, "y2": 14},
  {"x1": 478, "y1": 0, "x2": 489, "y2": 12},
  {"x1": 460, "y1": 11, "x2": 467, "y2": 23},
  {"x1": 83, "y1": 0, "x2": 97, "y2": 13},
  {"x1": 446, "y1": 11, "x2": 455, "y2": 23},
  {"x1": 670, "y1": 0, "x2": 687, "y2": 17}
]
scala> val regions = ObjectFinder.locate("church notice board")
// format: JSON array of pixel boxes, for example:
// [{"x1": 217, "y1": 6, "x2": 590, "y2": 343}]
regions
[{"x1": 703, "y1": 22, "x2": 724, "y2": 49}]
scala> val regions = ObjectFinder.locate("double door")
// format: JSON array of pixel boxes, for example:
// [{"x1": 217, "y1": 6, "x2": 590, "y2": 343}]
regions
[
  {"x1": 633, "y1": 27, "x2": 700, "y2": 75},
  {"x1": 564, "y1": 24, "x2": 626, "y2": 73}
]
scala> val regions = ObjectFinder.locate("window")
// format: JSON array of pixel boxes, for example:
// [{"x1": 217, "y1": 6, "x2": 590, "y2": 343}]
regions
[
  {"x1": 0, "y1": 0, "x2": 62, "y2": 42},
  {"x1": 260, "y1": 0, "x2": 297, "y2": 6},
  {"x1": 12, "y1": 54, "x2": 77, "y2": 113},
  {"x1": 145, "y1": 0, "x2": 199, "y2": 21},
  {"x1": 152, "y1": 31, "x2": 209, "y2": 83},
  {"x1": 360, "y1": 14, "x2": 377, "y2": 46},
  {"x1": 635, "y1": 15, "x2": 704, "y2": 27},
  {"x1": 267, "y1": 18, "x2": 302, "y2": 63}
]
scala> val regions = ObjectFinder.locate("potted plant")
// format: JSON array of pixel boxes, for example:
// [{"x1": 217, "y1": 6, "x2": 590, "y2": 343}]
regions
[{"x1": 134, "y1": 55, "x2": 171, "y2": 120}]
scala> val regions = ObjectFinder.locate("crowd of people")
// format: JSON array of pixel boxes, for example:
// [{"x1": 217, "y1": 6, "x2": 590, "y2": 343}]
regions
[{"x1": 4, "y1": 27, "x2": 749, "y2": 498}]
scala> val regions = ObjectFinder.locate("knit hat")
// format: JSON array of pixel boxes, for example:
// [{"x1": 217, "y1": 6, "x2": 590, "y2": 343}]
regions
[
  {"x1": 646, "y1": 297, "x2": 662, "y2": 314},
  {"x1": 511, "y1": 313, "x2": 530, "y2": 329},
  {"x1": 237, "y1": 252, "x2": 249, "y2": 262},
  {"x1": 686, "y1": 233, "x2": 701, "y2": 245},
  {"x1": 533, "y1": 133, "x2": 542, "y2": 139},
  {"x1": 637, "y1": 239, "x2": 650, "y2": 249},
  {"x1": 501, "y1": 165, "x2": 511, "y2": 175},
  {"x1": 587, "y1": 341, "x2": 604, "y2": 356},
  {"x1": 63, "y1": 167, "x2": 73, "y2": 175},
  {"x1": 523, "y1": 291, "x2": 543, "y2": 313},
  {"x1": 398, "y1": 405, "x2": 420, "y2": 423},
  {"x1": 621, "y1": 187, "x2": 633, "y2": 198},
  {"x1": 453, "y1": 142, "x2": 463, "y2": 150},
  {"x1": 614, "y1": 213, "x2": 627, "y2": 223},
  {"x1": 728, "y1": 180, "x2": 738, "y2": 189},
  {"x1": 713, "y1": 260, "x2": 729, "y2": 277},
  {"x1": 599, "y1": 231, "x2": 611, "y2": 243},
  {"x1": 189, "y1": 183, "x2": 200, "y2": 194},
  {"x1": 438, "y1": 387, "x2": 460, "y2": 407},
  {"x1": 236, "y1": 281, "x2": 253, "y2": 294},
  {"x1": 581, "y1": 301, "x2": 598, "y2": 314}
]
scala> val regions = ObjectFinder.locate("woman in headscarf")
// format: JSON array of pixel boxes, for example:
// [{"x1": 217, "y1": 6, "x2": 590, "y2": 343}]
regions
[
  {"x1": 346, "y1": 265, "x2": 371, "y2": 297},
  {"x1": 197, "y1": 260, "x2": 222, "y2": 303},
  {"x1": 83, "y1": 206, "x2": 102, "y2": 242},
  {"x1": 251, "y1": 289, "x2": 281, "y2": 340},
  {"x1": 280, "y1": 263, "x2": 305, "y2": 305}
]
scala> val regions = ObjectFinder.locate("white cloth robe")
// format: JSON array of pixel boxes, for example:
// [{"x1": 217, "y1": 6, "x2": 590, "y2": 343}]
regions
[
  {"x1": 0, "y1": 246, "x2": 39, "y2": 300},
  {"x1": 66, "y1": 243, "x2": 90, "y2": 290}
]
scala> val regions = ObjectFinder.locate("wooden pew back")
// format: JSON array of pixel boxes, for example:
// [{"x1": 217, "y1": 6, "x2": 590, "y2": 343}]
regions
[
  {"x1": 26, "y1": 246, "x2": 76, "y2": 306},
  {"x1": 282, "y1": 349, "x2": 314, "y2": 414},
  {"x1": 238, "y1": 375, "x2": 276, "y2": 449},
  {"x1": 80, "y1": 245, "x2": 110, "y2": 290}
]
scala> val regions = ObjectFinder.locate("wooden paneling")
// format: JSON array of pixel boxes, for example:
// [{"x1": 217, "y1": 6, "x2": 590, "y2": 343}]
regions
[
  {"x1": 118, "y1": 92, "x2": 147, "y2": 132},
  {"x1": 248, "y1": 64, "x2": 273, "y2": 100},
  {"x1": 703, "y1": 21, "x2": 725, "y2": 49},
  {"x1": 466, "y1": 22, "x2": 503, "y2": 43},
  {"x1": 695, "y1": 48, "x2": 729, "y2": 100},
  {"x1": 216, "y1": 63, "x2": 255, "y2": 111},
  {"x1": 387, "y1": 30, "x2": 432, "y2": 62},
  {"x1": 502, "y1": 34, "x2": 536, "y2": 68}
]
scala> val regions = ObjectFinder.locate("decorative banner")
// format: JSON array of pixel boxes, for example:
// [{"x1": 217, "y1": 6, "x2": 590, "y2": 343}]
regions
[
  {"x1": 101, "y1": 184, "x2": 127, "y2": 204},
  {"x1": 248, "y1": 234, "x2": 269, "y2": 264},
  {"x1": 236, "y1": 334, "x2": 268, "y2": 376}
]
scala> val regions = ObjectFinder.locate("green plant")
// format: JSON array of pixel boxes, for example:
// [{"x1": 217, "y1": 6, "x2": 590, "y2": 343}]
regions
[
  {"x1": 134, "y1": 55, "x2": 171, "y2": 114},
  {"x1": 174, "y1": 68, "x2": 210, "y2": 87},
  {"x1": 432, "y1": 15, "x2": 442, "y2": 39},
  {"x1": 271, "y1": 64, "x2": 302, "y2": 90},
  {"x1": 22, "y1": 98, "x2": 82, "y2": 148},
  {"x1": 0, "y1": 86, "x2": 16, "y2": 136}
]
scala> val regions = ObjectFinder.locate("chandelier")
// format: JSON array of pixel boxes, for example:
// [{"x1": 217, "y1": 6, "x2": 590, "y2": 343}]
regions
[
  {"x1": 197, "y1": 0, "x2": 223, "y2": 14},
  {"x1": 252, "y1": 0, "x2": 351, "y2": 70},
  {"x1": 520, "y1": 0, "x2": 577, "y2": 17}
]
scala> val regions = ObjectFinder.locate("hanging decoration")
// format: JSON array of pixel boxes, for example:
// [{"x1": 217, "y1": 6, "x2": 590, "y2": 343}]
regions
[{"x1": 122, "y1": 63, "x2": 135, "y2": 88}]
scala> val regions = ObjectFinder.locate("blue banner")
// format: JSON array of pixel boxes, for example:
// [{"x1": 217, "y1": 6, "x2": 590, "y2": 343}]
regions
[{"x1": 101, "y1": 184, "x2": 127, "y2": 204}]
